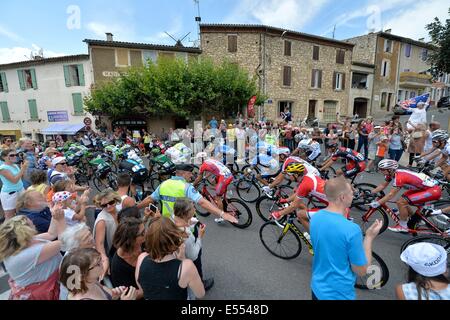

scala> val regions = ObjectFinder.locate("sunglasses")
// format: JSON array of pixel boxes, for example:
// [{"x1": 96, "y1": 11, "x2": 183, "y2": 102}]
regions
[
  {"x1": 57, "y1": 162, "x2": 68, "y2": 166},
  {"x1": 8, "y1": 154, "x2": 17, "y2": 157},
  {"x1": 88, "y1": 258, "x2": 102, "y2": 271},
  {"x1": 6, "y1": 140, "x2": 12, "y2": 142},
  {"x1": 100, "y1": 199, "x2": 116, "y2": 208}
]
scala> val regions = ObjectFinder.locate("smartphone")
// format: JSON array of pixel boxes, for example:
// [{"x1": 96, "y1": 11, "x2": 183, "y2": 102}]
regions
[{"x1": 148, "y1": 204, "x2": 158, "y2": 212}]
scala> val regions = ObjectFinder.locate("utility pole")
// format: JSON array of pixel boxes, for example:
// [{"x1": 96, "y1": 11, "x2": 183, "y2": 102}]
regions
[
  {"x1": 332, "y1": 24, "x2": 336, "y2": 39},
  {"x1": 194, "y1": 0, "x2": 202, "y2": 48}
]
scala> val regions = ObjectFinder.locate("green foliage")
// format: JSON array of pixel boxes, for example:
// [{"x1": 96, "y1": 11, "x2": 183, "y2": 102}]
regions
[
  {"x1": 84, "y1": 57, "x2": 263, "y2": 119},
  {"x1": 426, "y1": 8, "x2": 450, "y2": 77}
]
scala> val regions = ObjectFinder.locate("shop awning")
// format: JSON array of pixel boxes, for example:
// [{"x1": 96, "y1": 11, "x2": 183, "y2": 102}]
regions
[{"x1": 41, "y1": 124, "x2": 85, "y2": 135}]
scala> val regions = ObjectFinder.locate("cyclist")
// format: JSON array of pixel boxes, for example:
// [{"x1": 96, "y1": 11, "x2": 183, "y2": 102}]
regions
[
  {"x1": 369, "y1": 159, "x2": 442, "y2": 233},
  {"x1": 419, "y1": 130, "x2": 449, "y2": 182},
  {"x1": 292, "y1": 138, "x2": 321, "y2": 162},
  {"x1": 319, "y1": 144, "x2": 366, "y2": 179},
  {"x1": 118, "y1": 151, "x2": 149, "y2": 199},
  {"x1": 270, "y1": 163, "x2": 328, "y2": 236},
  {"x1": 262, "y1": 156, "x2": 320, "y2": 195},
  {"x1": 193, "y1": 158, "x2": 234, "y2": 224},
  {"x1": 246, "y1": 152, "x2": 281, "y2": 187}
]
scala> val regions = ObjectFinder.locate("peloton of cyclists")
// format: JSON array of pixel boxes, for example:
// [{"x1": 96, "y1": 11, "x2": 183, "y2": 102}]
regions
[
  {"x1": 319, "y1": 144, "x2": 366, "y2": 179},
  {"x1": 418, "y1": 130, "x2": 450, "y2": 182}
]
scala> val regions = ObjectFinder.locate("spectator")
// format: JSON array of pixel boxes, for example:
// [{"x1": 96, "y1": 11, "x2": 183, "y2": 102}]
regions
[
  {"x1": 1, "y1": 137, "x2": 15, "y2": 152},
  {"x1": 17, "y1": 138, "x2": 37, "y2": 189},
  {"x1": 396, "y1": 243, "x2": 449, "y2": 300},
  {"x1": 49, "y1": 157, "x2": 70, "y2": 186},
  {"x1": 0, "y1": 149, "x2": 28, "y2": 220},
  {"x1": 365, "y1": 117, "x2": 374, "y2": 134},
  {"x1": 391, "y1": 115, "x2": 403, "y2": 131},
  {"x1": 209, "y1": 116, "x2": 218, "y2": 130},
  {"x1": 235, "y1": 124, "x2": 246, "y2": 163},
  {"x1": 406, "y1": 102, "x2": 428, "y2": 133},
  {"x1": 365, "y1": 126, "x2": 382, "y2": 173},
  {"x1": 60, "y1": 248, "x2": 137, "y2": 300},
  {"x1": 118, "y1": 206, "x2": 143, "y2": 223},
  {"x1": 28, "y1": 170, "x2": 49, "y2": 196},
  {"x1": 0, "y1": 204, "x2": 66, "y2": 300},
  {"x1": 323, "y1": 123, "x2": 338, "y2": 155},
  {"x1": 143, "y1": 131, "x2": 151, "y2": 155},
  {"x1": 383, "y1": 120, "x2": 394, "y2": 136},
  {"x1": 173, "y1": 198, "x2": 214, "y2": 296},
  {"x1": 388, "y1": 127, "x2": 405, "y2": 162},
  {"x1": 93, "y1": 190, "x2": 121, "y2": 280},
  {"x1": 116, "y1": 172, "x2": 136, "y2": 209},
  {"x1": 135, "y1": 217, "x2": 205, "y2": 300},
  {"x1": 310, "y1": 176, "x2": 382, "y2": 300},
  {"x1": 16, "y1": 190, "x2": 52, "y2": 234},
  {"x1": 407, "y1": 123, "x2": 427, "y2": 167},
  {"x1": 373, "y1": 136, "x2": 389, "y2": 171},
  {"x1": 110, "y1": 217, "x2": 145, "y2": 299},
  {"x1": 424, "y1": 121, "x2": 441, "y2": 153},
  {"x1": 356, "y1": 120, "x2": 369, "y2": 160},
  {"x1": 37, "y1": 147, "x2": 58, "y2": 171},
  {"x1": 52, "y1": 190, "x2": 89, "y2": 227}
]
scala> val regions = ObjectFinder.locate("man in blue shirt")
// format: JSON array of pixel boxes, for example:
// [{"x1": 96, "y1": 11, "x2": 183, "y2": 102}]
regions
[
  {"x1": 310, "y1": 176, "x2": 382, "y2": 300},
  {"x1": 209, "y1": 117, "x2": 218, "y2": 129}
]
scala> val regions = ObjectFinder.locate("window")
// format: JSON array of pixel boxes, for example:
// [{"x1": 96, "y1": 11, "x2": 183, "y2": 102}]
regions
[
  {"x1": 0, "y1": 101, "x2": 10, "y2": 121},
  {"x1": 283, "y1": 66, "x2": 292, "y2": 86},
  {"x1": 72, "y1": 93, "x2": 84, "y2": 115},
  {"x1": 387, "y1": 93, "x2": 393, "y2": 110},
  {"x1": 381, "y1": 60, "x2": 390, "y2": 77},
  {"x1": 398, "y1": 90, "x2": 404, "y2": 101},
  {"x1": 143, "y1": 51, "x2": 158, "y2": 65},
  {"x1": 284, "y1": 40, "x2": 292, "y2": 56},
  {"x1": 410, "y1": 91, "x2": 416, "y2": 99},
  {"x1": 64, "y1": 64, "x2": 85, "y2": 87},
  {"x1": 17, "y1": 69, "x2": 37, "y2": 90},
  {"x1": 28, "y1": 99, "x2": 38, "y2": 120},
  {"x1": 384, "y1": 39, "x2": 392, "y2": 53},
  {"x1": 228, "y1": 35, "x2": 237, "y2": 53},
  {"x1": 421, "y1": 48, "x2": 428, "y2": 61},
  {"x1": 0, "y1": 72, "x2": 8, "y2": 93},
  {"x1": 311, "y1": 69, "x2": 322, "y2": 88},
  {"x1": 405, "y1": 44, "x2": 411, "y2": 58},
  {"x1": 115, "y1": 49, "x2": 130, "y2": 67},
  {"x1": 313, "y1": 46, "x2": 319, "y2": 60},
  {"x1": 381, "y1": 92, "x2": 387, "y2": 108},
  {"x1": 352, "y1": 73, "x2": 368, "y2": 89},
  {"x1": 278, "y1": 101, "x2": 293, "y2": 116},
  {"x1": 336, "y1": 49, "x2": 345, "y2": 64},
  {"x1": 333, "y1": 72, "x2": 345, "y2": 90}
]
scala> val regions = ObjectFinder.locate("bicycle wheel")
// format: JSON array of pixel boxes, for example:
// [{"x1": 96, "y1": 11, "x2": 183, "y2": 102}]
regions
[
  {"x1": 259, "y1": 221, "x2": 302, "y2": 259},
  {"x1": 401, "y1": 235, "x2": 450, "y2": 257},
  {"x1": 107, "y1": 172, "x2": 119, "y2": 191},
  {"x1": 256, "y1": 196, "x2": 285, "y2": 222},
  {"x1": 352, "y1": 183, "x2": 385, "y2": 211},
  {"x1": 93, "y1": 177, "x2": 107, "y2": 192},
  {"x1": 236, "y1": 179, "x2": 260, "y2": 203},
  {"x1": 356, "y1": 207, "x2": 389, "y2": 235},
  {"x1": 225, "y1": 198, "x2": 252, "y2": 229},
  {"x1": 355, "y1": 251, "x2": 390, "y2": 290}
]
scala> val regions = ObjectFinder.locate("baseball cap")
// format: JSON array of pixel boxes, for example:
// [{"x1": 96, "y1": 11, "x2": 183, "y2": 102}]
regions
[
  {"x1": 52, "y1": 191, "x2": 72, "y2": 203},
  {"x1": 175, "y1": 164, "x2": 194, "y2": 172},
  {"x1": 52, "y1": 157, "x2": 67, "y2": 167},
  {"x1": 400, "y1": 242, "x2": 447, "y2": 277}
]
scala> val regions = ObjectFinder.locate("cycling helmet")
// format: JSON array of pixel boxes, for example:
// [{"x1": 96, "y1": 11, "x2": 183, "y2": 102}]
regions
[
  {"x1": 431, "y1": 130, "x2": 449, "y2": 142},
  {"x1": 285, "y1": 162, "x2": 305, "y2": 174},
  {"x1": 378, "y1": 159, "x2": 399, "y2": 170},
  {"x1": 298, "y1": 139, "x2": 312, "y2": 149}
]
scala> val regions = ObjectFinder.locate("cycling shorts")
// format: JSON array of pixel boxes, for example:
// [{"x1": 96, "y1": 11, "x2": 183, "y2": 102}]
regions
[
  {"x1": 402, "y1": 186, "x2": 442, "y2": 205},
  {"x1": 342, "y1": 161, "x2": 366, "y2": 179},
  {"x1": 214, "y1": 175, "x2": 233, "y2": 197}
]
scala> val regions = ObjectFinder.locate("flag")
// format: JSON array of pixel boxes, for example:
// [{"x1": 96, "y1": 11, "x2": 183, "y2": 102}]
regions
[
  {"x1": 247, "y1": 95, "x2": 257, "y2": 118},
  {"x1": 399, "y1": 93, "x2": 430, "y2": 110}
]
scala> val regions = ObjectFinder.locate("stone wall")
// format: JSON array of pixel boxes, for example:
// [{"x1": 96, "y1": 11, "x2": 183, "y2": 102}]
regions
[{"x1": 345, "y1": 34, "x2": 377, "y2": 65}]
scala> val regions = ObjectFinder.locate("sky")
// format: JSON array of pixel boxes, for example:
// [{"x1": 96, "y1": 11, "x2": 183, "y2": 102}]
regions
[{"x1": 0, "y1": 0, "x2": 448, "y2": 64}]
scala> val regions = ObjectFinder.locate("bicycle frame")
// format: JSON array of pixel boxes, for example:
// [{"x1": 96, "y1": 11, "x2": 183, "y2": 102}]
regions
[{"x1": 273, "y1": 214, "x2": 313, "y2": 253}]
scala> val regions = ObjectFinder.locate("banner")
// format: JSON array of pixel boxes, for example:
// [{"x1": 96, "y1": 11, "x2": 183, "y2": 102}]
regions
[
  {"x1": 399, "y1": 93, "x2": 430, "y2": 110},
  {"x1": 247, "y1": 95, "x2": 257, "y2": 118}
]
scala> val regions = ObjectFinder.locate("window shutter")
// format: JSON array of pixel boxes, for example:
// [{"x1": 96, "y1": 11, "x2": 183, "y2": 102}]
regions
[
  {"x1": 77, "y1": 64, "x2": 85, "y2": 86},
  {"x1": 313, "y1": 46, "x2": 319, "y2": 60},
  {"x1": 311, "y1": 69, "x2": 316, "y2": 87},
  {"x1": 342, "y1": 73, "x2": 346, "y2": 90},
  {"x1": 318, "y1": 70, "x2": 322, "y2": 88},
  {"x1": 63, "y1": 66, "x2": 71, "y2": 87},
  {"x1": 72, "y1": 93, "x2": 84, "y2": 114},
  {"x1": 30, "y1": 69, "x2": 38, "y2": 89},
  {"x1": 332, "y1": 72, "x2": 337, "y2": 89},
  {"x1": 0, "y1": 73, "x2": 8, "y2": 92},
  {"x1": 283, "y1": 66, "x2": 291, "y2": 86},
  {"x1": 284, "y1": 41, "x2": 291, "y2": 56},
  {"x1": 17, "y1": 70, "x2": 26, "y2": 90},
  {"x1": 28, "y1": 99, "x2": 38, "y2": 120},
  {"x1": 1, "y1": 102, "x2": 11, "y2": 121}
]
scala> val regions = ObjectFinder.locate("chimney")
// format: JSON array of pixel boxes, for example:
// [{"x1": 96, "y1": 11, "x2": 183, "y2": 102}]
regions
[
  {"x1": 385, "y1": 29, "x2": 392, "y2": 34},
  {"x1": 106, "y1": 33, "x2": 114, "y2": 41}
]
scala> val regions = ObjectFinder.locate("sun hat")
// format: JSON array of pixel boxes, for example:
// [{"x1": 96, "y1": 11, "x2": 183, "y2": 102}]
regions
[
  {"x1": 52, "y1": 191, "x2": 72, "y2": 203},
  {"x1": 52, "y1": 157, "x2": 66, "y2": 167},
  {"x1": 400, "y1": 242, "x2": 447, "y2": 277}
]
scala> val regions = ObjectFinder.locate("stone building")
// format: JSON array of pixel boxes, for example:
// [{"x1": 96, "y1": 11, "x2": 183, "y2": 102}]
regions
[
  {"x1": 200, "y1": 24, "x2": 354, "y2": 123},
  {"x1": 84, "y1": 33, "x2": 201, "y2": 134}
]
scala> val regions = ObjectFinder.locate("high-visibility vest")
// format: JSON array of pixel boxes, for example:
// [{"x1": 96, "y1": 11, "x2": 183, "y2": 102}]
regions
[{"x1": 159, "y1": 178, "x2": 188, "y2": 218}]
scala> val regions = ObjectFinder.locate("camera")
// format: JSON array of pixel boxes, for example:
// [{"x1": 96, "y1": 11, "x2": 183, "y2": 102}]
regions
[{"x1": 15, "y1": 151, "x2": 25, "y2": 165}]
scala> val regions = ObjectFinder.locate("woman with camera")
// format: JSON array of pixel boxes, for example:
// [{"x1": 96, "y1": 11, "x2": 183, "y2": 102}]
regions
[{"x1": 0, "y1": 149, "x2": 29, "y2": 220}]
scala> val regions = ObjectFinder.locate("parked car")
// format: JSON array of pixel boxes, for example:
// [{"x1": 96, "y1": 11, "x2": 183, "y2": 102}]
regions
[
  {"x1": 437, "y1": 96, "x2": 449, "y2": 108},
  {"x1": 393, "y1": 104, "x2": 408, "y2": 115}
]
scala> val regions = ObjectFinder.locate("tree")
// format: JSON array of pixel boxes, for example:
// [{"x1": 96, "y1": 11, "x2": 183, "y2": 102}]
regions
[
  {"x1": 426, "y1": 8, "x2": 450, "y2": 77},
  {"x1": 84, "y1": 57, "x2": 264, "y2": 120}
]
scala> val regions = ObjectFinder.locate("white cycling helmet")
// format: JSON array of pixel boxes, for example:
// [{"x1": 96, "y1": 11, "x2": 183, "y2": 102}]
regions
[
  {"x1": 378, "y1": 159, "x2": 399, "y2": 170},
  {"x1": 431, "y1": 130, "x2": 449, "y2": 142},
  {"x1": 298, "y1": 139, "x2": 312, "y2": 149}
]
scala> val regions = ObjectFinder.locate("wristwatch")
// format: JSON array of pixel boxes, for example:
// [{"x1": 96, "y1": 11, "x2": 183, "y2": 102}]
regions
[{"x1": 220, "y1": 211, "x2": 225, "y2": 219}]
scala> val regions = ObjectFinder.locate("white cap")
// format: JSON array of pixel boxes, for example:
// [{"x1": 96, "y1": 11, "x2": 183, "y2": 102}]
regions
[
  {"x1": 400, "y1": 242, "x2": 447, "y2": 277},
  {"x1": 51, "y1": 157, "x2": 66, "y2": 167}
]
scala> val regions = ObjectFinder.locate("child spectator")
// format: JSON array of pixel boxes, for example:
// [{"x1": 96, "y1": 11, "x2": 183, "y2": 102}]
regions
[
  {"x1": 28, "y1": 170, "x2": 49, "y2": 196},
  {"x1": 52, "y1": 190, "x2": 89, "y2": 226}
]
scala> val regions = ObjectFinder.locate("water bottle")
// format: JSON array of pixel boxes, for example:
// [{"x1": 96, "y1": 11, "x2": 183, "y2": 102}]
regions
[
  {"x1": 391, "y1": 208, "x2": 399, "y2": 217},
  {"x1": 137, "y1": 191, "x2": 143, "y2": 201}
]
